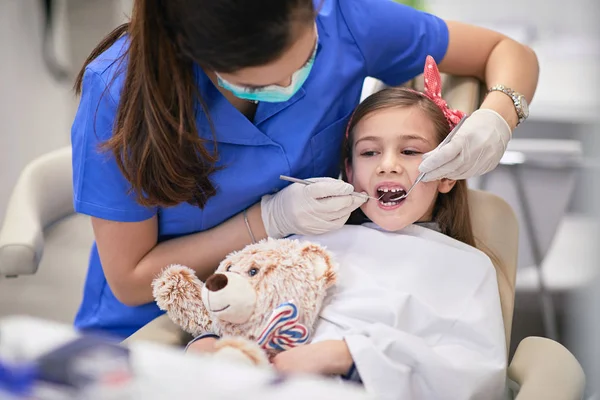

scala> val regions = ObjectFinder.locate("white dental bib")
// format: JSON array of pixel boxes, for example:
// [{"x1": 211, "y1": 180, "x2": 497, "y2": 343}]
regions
[{"x1": 290, "y1": 223, "x2": 508, "y2": 400}]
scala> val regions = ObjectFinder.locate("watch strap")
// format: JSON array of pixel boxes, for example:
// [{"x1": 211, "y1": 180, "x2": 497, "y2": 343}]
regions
[{"x1": 488, "y1": 84, "x2": 528, "y2": 126}]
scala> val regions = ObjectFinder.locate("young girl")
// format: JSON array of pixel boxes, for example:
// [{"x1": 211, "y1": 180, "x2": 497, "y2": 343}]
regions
[{"x1": 190, "y1": 57, "x2": 508, "y2": 399}]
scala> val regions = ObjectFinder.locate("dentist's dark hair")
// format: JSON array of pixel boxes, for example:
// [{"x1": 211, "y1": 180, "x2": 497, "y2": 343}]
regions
[{"x1": 74, "y1": 0, "x2": 317, "y2": 208}]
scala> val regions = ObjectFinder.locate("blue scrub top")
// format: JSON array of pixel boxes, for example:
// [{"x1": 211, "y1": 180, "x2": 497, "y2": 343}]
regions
[{"x1": 71, "y1": 0, "x2": 449, "y2": 339}]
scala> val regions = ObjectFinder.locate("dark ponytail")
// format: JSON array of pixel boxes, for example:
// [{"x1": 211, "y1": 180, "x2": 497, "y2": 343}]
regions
[
  {"x1": 74, "y1": 0, "x2": 316, "y2": 208},
  {"x1": 75, "y1": 0, "x2": 217, "y2": 207}
]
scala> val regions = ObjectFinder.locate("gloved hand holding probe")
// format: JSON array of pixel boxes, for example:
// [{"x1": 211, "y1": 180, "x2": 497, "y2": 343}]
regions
[{"x1": 261, "y1": 177, "x2": 367, "y2": 238}]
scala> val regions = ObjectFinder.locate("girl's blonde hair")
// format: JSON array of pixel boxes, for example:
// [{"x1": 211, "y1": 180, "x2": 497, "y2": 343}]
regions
[{"x1": 342, "y1": 87, "x2": 475, "y2": 246}]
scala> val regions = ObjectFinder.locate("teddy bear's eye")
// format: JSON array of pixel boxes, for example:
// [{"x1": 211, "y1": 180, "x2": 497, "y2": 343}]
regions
[
  {"x1": 226, "y1": 265, "x2": 233, "y2": 272},
  {"x1": 248, "y1": 267, "x2": 259, "y2": 277}
]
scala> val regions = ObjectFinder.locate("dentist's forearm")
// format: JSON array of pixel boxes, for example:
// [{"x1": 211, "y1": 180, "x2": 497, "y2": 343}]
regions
[
  {"x1": 439, "y1": 21, "x2": 540, "y2": 131},
  {"x1": 131, "y1": 203, "x2": 268, "y2": 300},
  {"x1": 480, "y1": 38, "x2": 540, "y2": 130}
]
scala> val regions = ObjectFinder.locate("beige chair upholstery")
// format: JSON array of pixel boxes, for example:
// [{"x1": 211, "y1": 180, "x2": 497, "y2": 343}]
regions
[
  {"x1": 123, "y1": 309, "x2": 186, "y2": 347},
  {"x1": 0, "y1": 74, "x2": 586, "y2": 399},
  {"x1": 468, "y1": 189, "x2": 518, "y2": 350}
]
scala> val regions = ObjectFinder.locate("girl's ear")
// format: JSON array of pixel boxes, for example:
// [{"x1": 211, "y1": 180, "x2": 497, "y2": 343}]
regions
[
  {"x1": 344, "y1": 158, "x2": 353, "y2": 182},
  {"x1": 438, "y1": 178, "x2": 457, "y2": 194}
]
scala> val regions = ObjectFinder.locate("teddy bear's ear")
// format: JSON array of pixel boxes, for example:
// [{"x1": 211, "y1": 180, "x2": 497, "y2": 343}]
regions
[{"x1": 300, "y1": 243, "x2": 337, "y2": 288}]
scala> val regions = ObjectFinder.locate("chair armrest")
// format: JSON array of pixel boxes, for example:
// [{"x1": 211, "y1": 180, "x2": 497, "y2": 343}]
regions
[
  {"x1": 509, "y1": 336, "x2": 586, "y2": 400},
  {"x1": 0, "y1": 146, "x2": 74, "y2": 276},
  {"x1": 123, "y1": 314, "x2": 184, "y2": 347}
]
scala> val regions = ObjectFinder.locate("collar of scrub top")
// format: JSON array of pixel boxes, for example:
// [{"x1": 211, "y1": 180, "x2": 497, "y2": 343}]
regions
[{"x1": 193, "y1": 23, "x2": 324, "y2": 146}]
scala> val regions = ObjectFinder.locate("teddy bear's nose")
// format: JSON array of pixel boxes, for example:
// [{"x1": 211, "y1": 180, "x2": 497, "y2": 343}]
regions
[{"x1": 205, "y1": 273, "x2": 228, "y2": 292}]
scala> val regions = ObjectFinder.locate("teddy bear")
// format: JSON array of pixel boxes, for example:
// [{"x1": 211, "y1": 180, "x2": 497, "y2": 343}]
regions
[{"x1": 151, "y1": 237, "x2": 337, "y2": 367}]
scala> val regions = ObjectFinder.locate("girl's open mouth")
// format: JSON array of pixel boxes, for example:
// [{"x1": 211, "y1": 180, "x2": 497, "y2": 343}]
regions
[{"x1": 376, "y1": 187, "x2": 407, "y2": 208}]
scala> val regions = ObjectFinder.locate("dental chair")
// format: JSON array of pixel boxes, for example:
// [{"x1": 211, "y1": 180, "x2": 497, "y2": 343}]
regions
[{"x1": 0, "y1": 77, "x2": 586, "y2": 400}]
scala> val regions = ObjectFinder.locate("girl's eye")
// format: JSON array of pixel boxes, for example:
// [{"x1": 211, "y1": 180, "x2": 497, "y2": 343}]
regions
[
  {"x1": 402, "y1": 150, "x2": 421, "y2": 156},
  {"x1": 360, "y1": 151, "x2": 378, "y2": 157},
  {"x1": 248, "y1": 268, "x2": 259, "y2": 277}
]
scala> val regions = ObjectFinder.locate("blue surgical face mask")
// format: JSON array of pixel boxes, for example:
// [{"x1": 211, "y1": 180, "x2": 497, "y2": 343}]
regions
[{"x1": 216, "y1": 34, "x2": 318, "y2": 103}]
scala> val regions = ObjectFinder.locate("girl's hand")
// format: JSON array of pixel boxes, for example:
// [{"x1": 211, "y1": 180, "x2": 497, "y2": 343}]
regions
[
  {"x1": 186, "y1": 337, "x2": 219, "y2": 353},
  {"x1": 272, "y1": 340, "x2": 354, "y2": 376}
]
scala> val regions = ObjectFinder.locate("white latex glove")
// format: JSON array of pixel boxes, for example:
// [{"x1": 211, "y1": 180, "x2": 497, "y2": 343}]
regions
[
  {"x1": 261, "y1": 177, "x2": 367, "y2": 239},
  {"x1": 418, "y1": 109, "x2": 512, "y2": 182}
]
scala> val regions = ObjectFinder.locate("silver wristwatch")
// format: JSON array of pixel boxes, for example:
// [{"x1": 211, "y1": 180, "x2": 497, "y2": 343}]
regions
[{"x1": 488, "y1": 85, "x2": 530, "y2": 126}]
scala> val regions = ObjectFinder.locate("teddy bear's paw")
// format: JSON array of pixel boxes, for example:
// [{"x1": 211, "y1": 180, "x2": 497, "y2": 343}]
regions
[
  {"x1": 152, "y1": 264, "x2": 204, "y2": 309},
  {"x1": 214, "y1": 337, "x2": 271, "y2": 368}
]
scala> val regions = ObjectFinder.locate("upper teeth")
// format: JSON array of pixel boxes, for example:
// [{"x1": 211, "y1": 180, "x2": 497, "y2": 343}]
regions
[{"x1": 379, "y1": 187, "x2": 403, "y2": 193}]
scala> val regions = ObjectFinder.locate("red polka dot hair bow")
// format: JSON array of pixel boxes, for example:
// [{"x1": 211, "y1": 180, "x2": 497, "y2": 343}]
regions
[{"x1": 422, "y1": 55, "x2": 466, "y2": 129}]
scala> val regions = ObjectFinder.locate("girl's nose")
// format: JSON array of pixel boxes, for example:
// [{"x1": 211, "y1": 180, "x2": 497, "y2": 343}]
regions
[{"x1": 376, "y1": 153, "x2": 403, "y2": 175}]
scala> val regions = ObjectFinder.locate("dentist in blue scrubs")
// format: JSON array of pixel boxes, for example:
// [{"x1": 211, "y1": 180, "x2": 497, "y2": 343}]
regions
[{"x1": 71, "y1": 0, "x2": 539, "y2": 339}]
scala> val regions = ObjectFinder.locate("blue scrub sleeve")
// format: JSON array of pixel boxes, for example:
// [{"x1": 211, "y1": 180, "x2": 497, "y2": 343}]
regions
[
  {"x1": 339, "y1": 0, "x2": 450, "y2": 86},
  {"x1": 71, "y1": 68, "x2": 157, "y2": 222}
]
